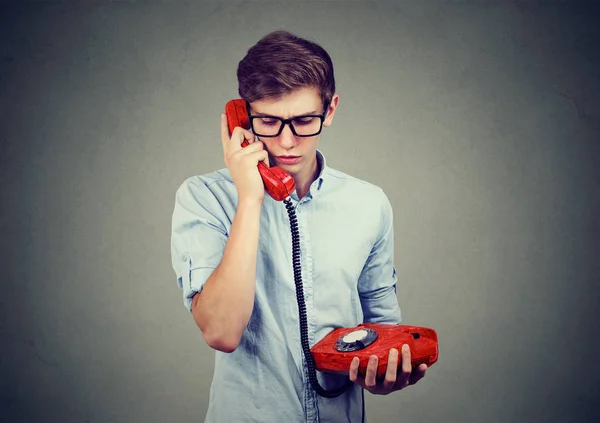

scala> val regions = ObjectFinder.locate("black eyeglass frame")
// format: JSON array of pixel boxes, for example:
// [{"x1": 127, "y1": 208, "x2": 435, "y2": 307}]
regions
[{"x1": 245, "y1": 102, "x2": 328, "y2": 138}]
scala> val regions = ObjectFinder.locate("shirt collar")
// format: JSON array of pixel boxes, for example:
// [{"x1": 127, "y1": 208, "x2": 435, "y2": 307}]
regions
[
  {"x1": 314, "y1": 149, "x2": 327, "y2": 191},
  {"x1": 288, "y1": 149, "x2": 328, "y2": 202}
]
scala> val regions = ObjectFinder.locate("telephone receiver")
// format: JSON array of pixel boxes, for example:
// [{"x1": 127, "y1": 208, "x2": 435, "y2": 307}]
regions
[{"x1": 225, "y1": 99, "x2": 296, "y2": 201}]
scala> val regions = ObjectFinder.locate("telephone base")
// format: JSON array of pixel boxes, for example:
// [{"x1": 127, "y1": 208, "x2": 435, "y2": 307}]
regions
[{"x1": 310, "y1": 323, "x2": 438, "y2": 379}]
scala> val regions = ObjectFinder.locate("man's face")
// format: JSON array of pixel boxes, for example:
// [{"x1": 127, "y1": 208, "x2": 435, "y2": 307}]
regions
[{"x1": 248, "y1": 87, "x2": 338, "y2": 177}]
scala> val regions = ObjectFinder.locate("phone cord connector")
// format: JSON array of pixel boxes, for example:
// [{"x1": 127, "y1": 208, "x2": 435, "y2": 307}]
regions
[{"x1": 284, "y1": 198, "x2": 353, "y2": 399}]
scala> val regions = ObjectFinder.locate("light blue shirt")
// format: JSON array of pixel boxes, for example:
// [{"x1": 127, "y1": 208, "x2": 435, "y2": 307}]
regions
[{"x1": 170, "y1": 150, "x2": 402, "y2": 423}]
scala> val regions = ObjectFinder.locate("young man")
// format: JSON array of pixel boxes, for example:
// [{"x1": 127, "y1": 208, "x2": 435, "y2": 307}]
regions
[{"x1": 170, "y1": 30, "x2": 427, "y2": 422}]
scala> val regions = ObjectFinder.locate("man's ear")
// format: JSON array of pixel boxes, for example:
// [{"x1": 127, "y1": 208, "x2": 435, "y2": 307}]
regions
[{"x1": 323, "y1": 93, "x2": 339, "y2": 127}]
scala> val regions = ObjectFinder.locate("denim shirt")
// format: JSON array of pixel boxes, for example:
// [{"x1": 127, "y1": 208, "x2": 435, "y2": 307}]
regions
[{"x1": 170, "y1": 150, "x2": 402, "y2": 423}]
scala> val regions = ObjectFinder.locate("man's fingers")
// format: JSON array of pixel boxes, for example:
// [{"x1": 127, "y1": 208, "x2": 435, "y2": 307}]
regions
[
  {"x1": 365, "y1": 355, "x2": 378, "y2": 388},
  {"x1": 239, "y1": 141, "x2": 265, "y2": 163},
  {"x1": 349, "y1": 357, "x2": 360, "y2": 382},
  {"x1": 382, "y1": 349, "x2": 398, "y2": 390},
  {"x1": 409, "y1": 364, "x2": 427, "y2": 385},
  {"x1": 402, "y1": 345, "x2": 412, "y2": 374},
  {"x1": 238, "y1": 140, "x2": 264, "y2": 154},
  {"x1": 221, "y1": 114, "x2": 255, "y2": 151},
  {"x1": 229, "y1": 127, "x2": 255, "y2": 149},
  {"x1": 225, "y1": 140, "x2": 264, "y2": 167},
  {"x1": 244, "y1": 149, "x2": 269, "y2": 167},
  {"x1": 393, "y1": 344, "x2": 411, "y2": 389}
]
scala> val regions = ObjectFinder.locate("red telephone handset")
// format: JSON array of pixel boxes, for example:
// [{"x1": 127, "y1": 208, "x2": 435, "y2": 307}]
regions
[{"x1": 225, "y1": 99, "x2": 296, "y2": 201}]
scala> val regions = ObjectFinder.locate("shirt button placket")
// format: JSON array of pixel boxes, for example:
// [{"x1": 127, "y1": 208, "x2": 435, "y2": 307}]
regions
[{"x1": 296, "y1": 202, "x2": 319, "y2": 423}]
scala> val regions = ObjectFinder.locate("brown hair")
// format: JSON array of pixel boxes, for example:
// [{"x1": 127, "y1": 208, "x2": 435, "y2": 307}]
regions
[{"x1": 237, "y1": 30, "x2": 335, "y2": 111}]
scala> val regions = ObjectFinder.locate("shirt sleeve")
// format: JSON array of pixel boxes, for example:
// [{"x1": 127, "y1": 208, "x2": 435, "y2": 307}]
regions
[
  {"x1": 170, "y1": 177, "x2": 229, "y2": 312},
  {"x1": 357, "y1": 189, "x2": 402, "y2": 324}
]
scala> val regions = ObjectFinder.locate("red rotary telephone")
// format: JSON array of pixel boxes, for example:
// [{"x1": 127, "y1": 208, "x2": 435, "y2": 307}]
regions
[{"x1": 310, "y1": 323, "x2": 438, "y2": 379}]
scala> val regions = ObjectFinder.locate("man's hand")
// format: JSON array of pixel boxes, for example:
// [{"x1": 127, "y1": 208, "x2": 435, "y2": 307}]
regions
[
  {"x1": 220, "y1": 114, "x2": 269, "y2": 205},
  {"x1": 349, "y1": 344, "x2": 427, "y2": 395}
]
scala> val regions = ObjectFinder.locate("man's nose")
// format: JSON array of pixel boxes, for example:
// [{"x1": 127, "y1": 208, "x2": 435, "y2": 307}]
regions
[{"x1": 278, "y1": 123, "x2": 297, "y2": 148}]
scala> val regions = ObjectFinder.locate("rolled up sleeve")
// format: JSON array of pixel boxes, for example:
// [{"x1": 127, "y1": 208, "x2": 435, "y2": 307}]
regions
[
  {"x1": 357, "y1": 190, "x2": 402, "y2": 324},
  {"x1": 170, "y1": 178, "x2": 229, "y2": 312}
]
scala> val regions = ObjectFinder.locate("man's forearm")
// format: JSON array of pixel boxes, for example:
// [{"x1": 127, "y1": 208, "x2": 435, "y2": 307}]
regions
[{"x1": 191, "y1": 199, "x2": 262, "y2": 352}]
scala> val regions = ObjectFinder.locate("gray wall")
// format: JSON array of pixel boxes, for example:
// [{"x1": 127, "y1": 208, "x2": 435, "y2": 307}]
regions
[{"x1": 1, "y1": 1, "x2": 599, "y2": 422}]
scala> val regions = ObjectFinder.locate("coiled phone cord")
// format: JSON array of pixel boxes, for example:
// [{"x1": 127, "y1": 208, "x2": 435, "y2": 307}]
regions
[{"x1": 283, "y1": 198, "x2": 354, "y2": 399}]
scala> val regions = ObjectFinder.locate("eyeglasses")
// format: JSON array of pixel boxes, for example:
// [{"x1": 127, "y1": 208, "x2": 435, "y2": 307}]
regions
[{"x1": 247, "y1": 106, "x2": 327, "y2": 138}]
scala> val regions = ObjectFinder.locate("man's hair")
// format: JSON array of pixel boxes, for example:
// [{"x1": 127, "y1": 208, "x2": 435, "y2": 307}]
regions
[{"x1": 237, "y1": 30, "x2": 336, "y2": 111}]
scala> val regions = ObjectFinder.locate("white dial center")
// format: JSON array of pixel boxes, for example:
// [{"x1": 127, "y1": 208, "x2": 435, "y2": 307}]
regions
[{"x1": 342, "y1": 329, "x2": 368, "y2": 343}]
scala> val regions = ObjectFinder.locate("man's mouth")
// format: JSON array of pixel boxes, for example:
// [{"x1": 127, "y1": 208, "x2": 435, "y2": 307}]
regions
[{"x1": 276, "y1": 156, "x2": 301, "y2": 164}]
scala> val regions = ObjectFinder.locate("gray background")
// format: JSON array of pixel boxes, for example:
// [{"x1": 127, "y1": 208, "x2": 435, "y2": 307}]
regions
[{"x1": 1, "y1": 1, "x2": 599, "y2": 422}]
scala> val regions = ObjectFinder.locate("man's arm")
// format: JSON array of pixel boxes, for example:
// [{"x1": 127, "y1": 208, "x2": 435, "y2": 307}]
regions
[
  {"x1": 350, "y1": 190, "x2": 427, "y2": 394},
  {"x1": 358, "y1": 189, "x2": 402, "y2": 324},
  {"x1": 170, "y1": 179, "x2": 263, "y2": 354},
  {"x1": 191, "y1": 199, "x2": 261, "y2": 353},
  {"x1": 171, "y1": 115, "x2": 269, "y2": 353}
]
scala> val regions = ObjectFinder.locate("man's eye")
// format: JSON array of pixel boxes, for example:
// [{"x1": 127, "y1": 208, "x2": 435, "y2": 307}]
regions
[
  {"x1": 260, "y1": 119, "x2": 278, "y2": 126},
  {"x1": 295, "y1": 117, "x2": 315, "y2": 125}
]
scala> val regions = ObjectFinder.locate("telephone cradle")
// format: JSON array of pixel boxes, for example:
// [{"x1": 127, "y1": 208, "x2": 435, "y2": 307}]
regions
[
  {"x1": 225, "y1": 98, "x2": 439, "y2": 398},
  {"x1": 310, "y1": 323, "x2": 438, "y2": 379}
]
